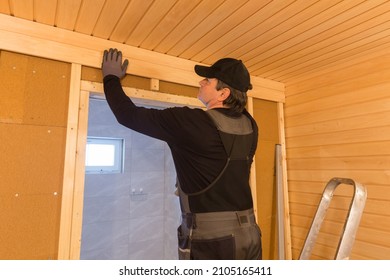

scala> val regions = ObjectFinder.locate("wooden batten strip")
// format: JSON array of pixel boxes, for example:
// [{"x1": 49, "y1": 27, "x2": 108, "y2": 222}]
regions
[
  {"x1": 247, "y1": 97, "x2": 258, "y2": 222},
  {"x1": 58, "y1": 63, "x2": 82, "y2": 260},
  {"x1": 81, "y1": 80, "x2": 204, "y2": 108}
]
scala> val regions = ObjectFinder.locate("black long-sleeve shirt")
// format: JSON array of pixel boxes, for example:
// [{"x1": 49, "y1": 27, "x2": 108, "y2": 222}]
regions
[{"x1": 103, "y1": 75, "x2": 258, "y2": 194}]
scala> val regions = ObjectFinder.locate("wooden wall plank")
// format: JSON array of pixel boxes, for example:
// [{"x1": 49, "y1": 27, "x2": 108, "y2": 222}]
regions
[
  {"x1": 288, "y1": 156, "x2": 390, "y2": 173},
  {"x1": 288, "y1": 169, "x2": 389, "y2": 186},
  {"x1": 285, "y1": 81, "x2": 390, "y2": 117},
  {"x1": 287, "y1": 141, "x2": 390, "y2": 159},
  {"x1": 286, "y1": 111, "x2": 390, "y2": 138},
  {"x1": 287, "y1": 126, "x2": 390, "y2": 148},
  {"x1": 285, "y1": 49, "x2": 390, "y2": 260}
]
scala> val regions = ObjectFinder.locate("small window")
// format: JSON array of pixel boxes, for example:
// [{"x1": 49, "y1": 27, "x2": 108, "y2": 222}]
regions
[{"x1": 85, "y1": 137, "x2": 124, "y2": 174}]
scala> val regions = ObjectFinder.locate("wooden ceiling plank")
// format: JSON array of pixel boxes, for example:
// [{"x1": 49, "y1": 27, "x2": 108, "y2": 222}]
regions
[
  {"x1": 168, "y1": 0, "x2": 250, "y2": 58},
  {"x1": 109, "y1": 0, "x2": 153, "y2": 43},
  {"x1": 229, "y1": 0, "x2": 341, "y2": 62},
  {"x1": 246, "y1": 0, "x2": 367, "y2": 71},
  {"x1": 271, "y1": 27, "x2": 390, "y2": 82},
  {"x1": 125, "y1": 0, "x2": 177, "y2": 47},
  {"x1": 190, "y1": 0, "x2": 295, "y2": 63},
  {"x1": 284, "y1": 40, "x2": 390, "y2": 87},
  {"x1": 10, "y1": 0, "x2": 33, "y2": 20},
  {"x1": 199, "y1": 0, "x2": 319, "y2": 64},
  {"x1": 74, "y1": 0, "x2": 105, "y2": 35},
  {"x1": 34, "y1": 0, "x2": 57, "y2": 25},
  {"x1": 152, "y1": 0, "x2": 225, "y2": 54},
  {"x1": 91, "y1": 0, "x2": 129, "y2": 40},
  {"x1": 55, "y1": 0, "x2": 82, "y2": 30},
  {"x1": 260, "y1": 6, "x2": 390, "y2": 79},
  {"x1": 0, "y1": 0, "x2": 10, "y2": 14},
  {"x1": 248, "y1": 0, "x2": 385, "y2": 75},
  {"x1": 140, "y1": 0, "x2": 202, "y2": 51},
  {"x1": 255, "y1": 0, "x2": 390, "y2": 78}
]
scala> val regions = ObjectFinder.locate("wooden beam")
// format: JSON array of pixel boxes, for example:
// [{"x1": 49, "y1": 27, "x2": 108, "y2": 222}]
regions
[
  {"x1": 58, "y1": 63, "x2": 81, "y2": 260},
  {"x1": 69, "y1": 90, "x2": 90, "y2": 260},
  {"x1": 0, "y1": 14, "x2": 284, "y2": 102},
  {"x1": 81, "y1": 80, "x2": 204, "y2": 109},
  {"x1": 247, "y1": 97, "x2": 258, "y2": 222}
]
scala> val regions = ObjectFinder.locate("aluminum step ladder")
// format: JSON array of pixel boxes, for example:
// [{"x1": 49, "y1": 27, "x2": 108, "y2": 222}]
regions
[{"x1": 299, "y1": 177, "x2": 367, "y2": 260}]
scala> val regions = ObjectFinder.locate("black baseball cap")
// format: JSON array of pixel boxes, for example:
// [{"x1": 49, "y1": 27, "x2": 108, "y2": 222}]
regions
[{"x1": 194, "y1": 58, "x2": 252, "y2": 92}]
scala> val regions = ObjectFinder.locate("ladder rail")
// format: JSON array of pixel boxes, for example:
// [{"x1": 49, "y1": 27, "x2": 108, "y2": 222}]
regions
[{"x1": 299, "y1": 177, "x2": 367, "y2": 260}]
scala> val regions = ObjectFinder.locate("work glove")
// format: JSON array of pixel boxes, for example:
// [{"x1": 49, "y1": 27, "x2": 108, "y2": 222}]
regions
[{"x1": 102, "y1": 48, "x2": 129, "y2": 79}]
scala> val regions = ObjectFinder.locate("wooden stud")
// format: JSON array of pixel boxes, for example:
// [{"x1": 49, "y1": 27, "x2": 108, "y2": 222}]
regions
[
  {"x1": 69, "y1": 90, "x2": 90, "y2": 259},
  {"x1": 57, "y1": 63, "x2": 81, "y2": 260},
  {"x1": 247, "y1": 97, "x2": 258, "y2": 222}
]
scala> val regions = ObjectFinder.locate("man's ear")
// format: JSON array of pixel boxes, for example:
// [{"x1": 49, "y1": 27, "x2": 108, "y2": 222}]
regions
[{"x1": 218, "y1": 87, "x2": 231, "y2": 101}]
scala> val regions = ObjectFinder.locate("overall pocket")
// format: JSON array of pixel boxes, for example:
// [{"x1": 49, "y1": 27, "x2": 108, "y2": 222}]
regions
[{"x1": 190, "y1": 235, "x2": 235, "y2": 260}]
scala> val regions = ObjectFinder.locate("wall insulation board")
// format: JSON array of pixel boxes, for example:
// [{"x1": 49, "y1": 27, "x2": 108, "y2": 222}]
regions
[
  {"x1": 0, "y1": 50, "x2": 70, "y2": 259},
  {"x1": 253, "y1": 98, "x2": 280, "y2": 260}
]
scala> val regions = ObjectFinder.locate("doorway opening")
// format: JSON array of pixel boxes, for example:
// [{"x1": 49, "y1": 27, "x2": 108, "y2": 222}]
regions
[{"x1": 80, "y1": 96, "x2": 180, "y2": 259}]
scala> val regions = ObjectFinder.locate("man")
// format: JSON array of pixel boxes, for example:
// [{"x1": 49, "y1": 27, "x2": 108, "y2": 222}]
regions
[{"x1": 101, "y1": 48, "x2": 262, "y2": 260}]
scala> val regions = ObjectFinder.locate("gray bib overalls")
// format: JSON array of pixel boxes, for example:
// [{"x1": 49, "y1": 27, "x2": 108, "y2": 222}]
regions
[{"x1": 177, "y1": 109, "x2": 262, "y2": 260}]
